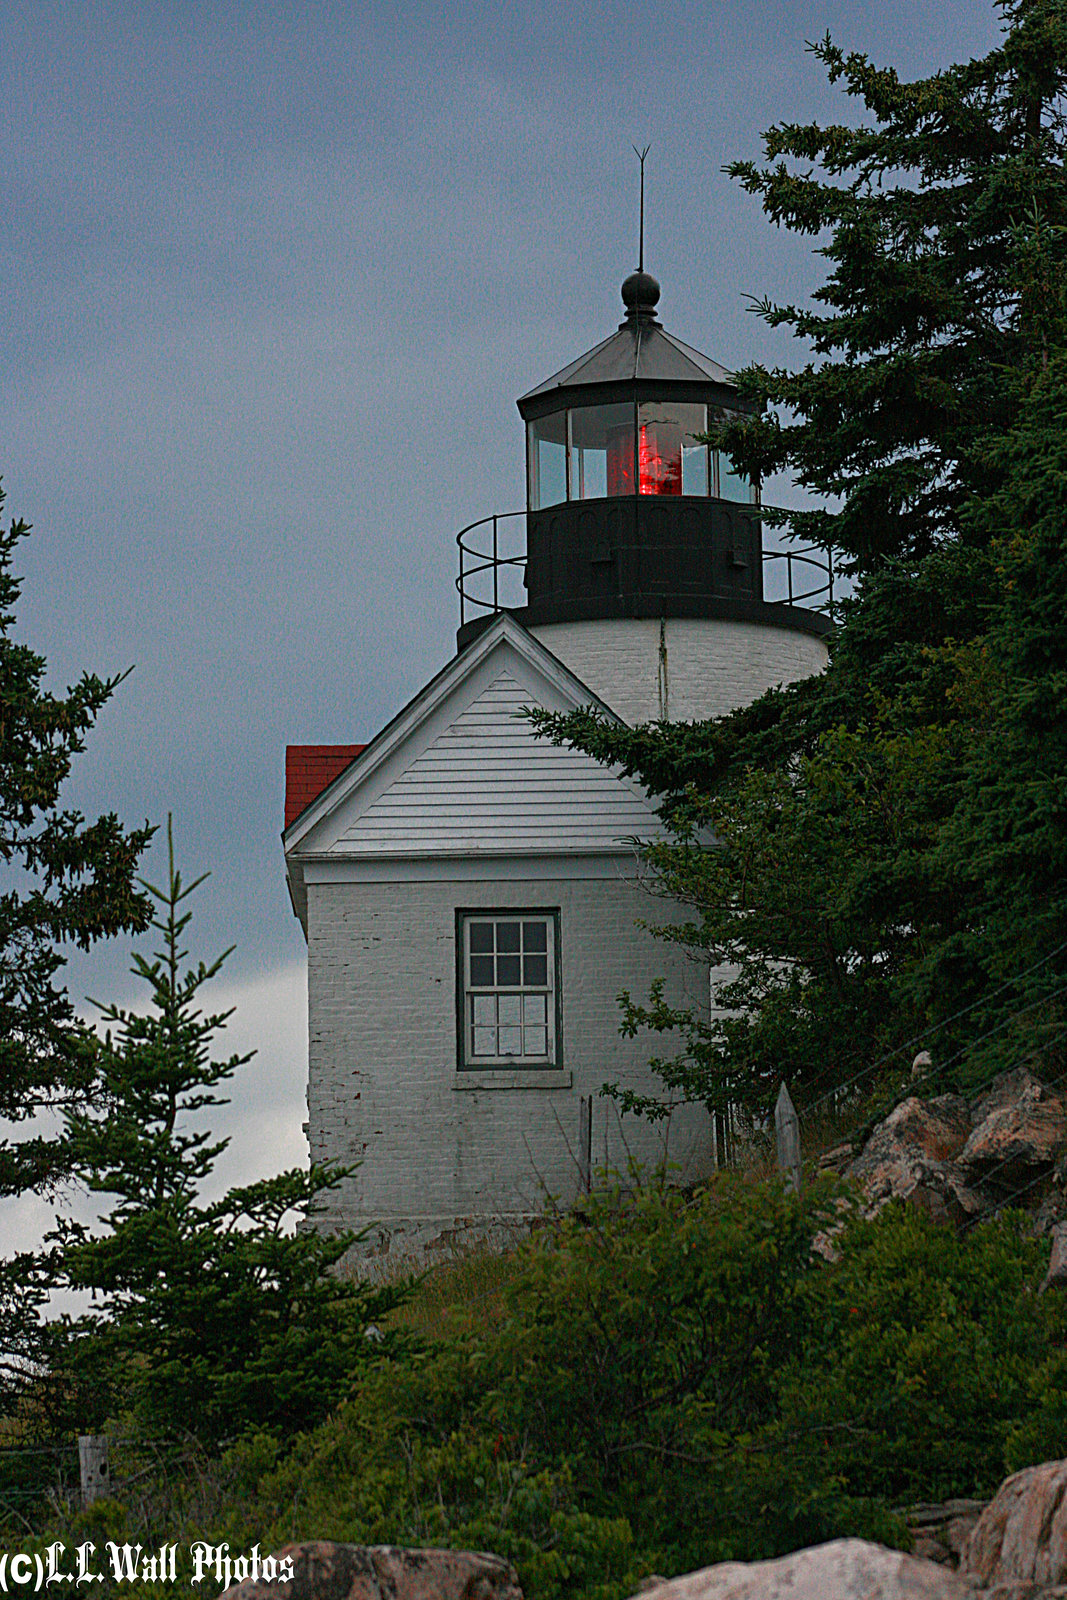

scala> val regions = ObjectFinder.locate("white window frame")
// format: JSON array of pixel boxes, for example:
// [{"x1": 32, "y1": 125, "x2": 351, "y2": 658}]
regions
[{"x1": 457, "y1": 910, "x2": 559, "y2": 1071}]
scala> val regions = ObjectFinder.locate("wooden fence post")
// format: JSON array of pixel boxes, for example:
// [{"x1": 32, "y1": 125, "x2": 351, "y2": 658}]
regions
[
  {"x1": 78, "y1": 1435, "x2": 110, "y2": 1507},
  {"x1": 774, "y1": 1082, "x2": 801, "y2": 1193},
  {"x1": 578, "y1": 1095, "x2": 592, "y2": 1193}
]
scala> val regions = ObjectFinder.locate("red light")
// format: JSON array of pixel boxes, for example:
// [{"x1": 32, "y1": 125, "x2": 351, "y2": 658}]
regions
[{"x1": 639, "y1": 422, "x2": 681, "y2": 494}]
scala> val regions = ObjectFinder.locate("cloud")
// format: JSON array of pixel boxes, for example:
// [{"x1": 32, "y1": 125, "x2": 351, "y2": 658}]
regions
[{"x1": 0, "y1": 958, "x2": 310, "y2": 1264}]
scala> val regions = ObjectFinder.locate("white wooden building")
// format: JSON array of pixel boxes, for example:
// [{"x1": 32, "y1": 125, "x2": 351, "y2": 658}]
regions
[{"x1": 283, "y1": 270, "x2": 830, "y2": 1271}]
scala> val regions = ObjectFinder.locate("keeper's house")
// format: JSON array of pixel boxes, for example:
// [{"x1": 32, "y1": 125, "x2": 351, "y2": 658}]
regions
[{"x1": 282, "y1": 269, "x2": 831, "y2": 1270}]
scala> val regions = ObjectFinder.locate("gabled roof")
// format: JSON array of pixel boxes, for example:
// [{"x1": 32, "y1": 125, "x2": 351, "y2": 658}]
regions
[
  {"x1": 283, "y1": 614, "x2": 668, "y2": 924},
  {"x1": 518, "y1": 321, "x2": 734, "y2": 403}
]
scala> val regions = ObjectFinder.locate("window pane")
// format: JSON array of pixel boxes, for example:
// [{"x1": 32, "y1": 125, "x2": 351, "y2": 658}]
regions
[
  {"x1": 472, "y1": 995, "x2": 496, "y2": 1027},
  {"x1": 529, "y1": 414, "x2": 567, "y2": 509},
  {"x1": 497, "y1": 954, "x2": 521, "y2": 986},
  {"x1": 523, "y1": 953, "x2": 548, "y2": 986},
  {"x1": 639, "y1": 402, "x2": 707, "y2": 496},
  {"x1": 498, "y1": 994, "x2": 522, "y2": 1027},
  {"x1": 461, "y1": 913, "x2": 558, "y2": 1068},
  {"x1": 716, "y1": 450, "x2": 754, "y2": 503},
  {"x1": 469, "y1": 954, "x2": 494, "y2": 987},
  {"x1": 681, "y1": 441, "x2": 709, "y2": 495},
  {"x1": 568, "y1": 403, "x2": 634, "y2": 500}
]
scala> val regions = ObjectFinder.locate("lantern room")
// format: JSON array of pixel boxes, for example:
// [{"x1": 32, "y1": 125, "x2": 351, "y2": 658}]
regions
[
  {"x1": 525, "y1": 275, "x2": 756, "y2": 511},
  {"x1": 509, "y1": 268, "x2": 783, "y2": 636},
  {"x1": 455, "y1": 267, "x2": 832, "y2": 689}
]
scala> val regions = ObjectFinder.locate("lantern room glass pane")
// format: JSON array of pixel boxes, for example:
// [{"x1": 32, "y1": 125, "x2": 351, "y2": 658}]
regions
[
  {"x1": 528, "y1": 413, "x2": 567, "y2": 509},
  {"x1": 716, "y1": 450, "x2": 756, "y2": 503},
  {"x1": 568, "y1": 403, "x2": 634, "y2": 499},
  {"x1": 638, "y1": 402, "x2": 707, "y2": 496},
  {"x1": 681, "y1": 437, "x2": 709, "y2": 495}
]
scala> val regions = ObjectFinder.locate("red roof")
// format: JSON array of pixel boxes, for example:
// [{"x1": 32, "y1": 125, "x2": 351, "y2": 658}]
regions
[{"x1": 285, "y1": 745, "x2": 365, "y2": 830}]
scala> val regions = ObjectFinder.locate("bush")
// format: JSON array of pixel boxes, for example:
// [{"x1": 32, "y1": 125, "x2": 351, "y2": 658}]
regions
[
  {"x1": 20, "y1": 1177, "x2": 1064, "y2": 1600},
  {"x1": 783, "y1": 1203, "x2": 1066, "y2": 1502},
  {"x1": 222, "y1": 1177, "x2": 905, "y2": 1593}
]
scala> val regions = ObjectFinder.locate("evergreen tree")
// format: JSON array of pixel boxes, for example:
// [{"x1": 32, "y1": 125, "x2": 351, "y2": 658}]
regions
[
  {"x1": 531, "y1": 0, "x2": 1067, "y2": 1120},
  {"x1": 0, "y1": 488, "x2": 152, "y2": 1199},
  {"x1": 717, "y1": 0, "x2": 1067, "y2": 567},
  {"x1": 56, "y1": 824, "x2": 409, "y2": 1445}
]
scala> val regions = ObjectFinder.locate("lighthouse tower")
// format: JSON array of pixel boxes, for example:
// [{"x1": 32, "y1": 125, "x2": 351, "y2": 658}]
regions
[
  {"x1": 457, "y1": 268, "x2": 830, "y2": 722},
  {"x1": 283, "y1": 269, "x2": 832, "y2": 1274}
]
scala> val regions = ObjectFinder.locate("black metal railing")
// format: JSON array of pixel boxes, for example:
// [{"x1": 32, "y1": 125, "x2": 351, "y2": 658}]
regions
[
  {"x1": 456, "y1": 511, "x2": 529, "y2": 627},
  {"x1": 456, "y1": 508, "x2": 838, "y2": 627},
  {"x1": 760, "y1": 536, "x2": 837, "y2": 617}
]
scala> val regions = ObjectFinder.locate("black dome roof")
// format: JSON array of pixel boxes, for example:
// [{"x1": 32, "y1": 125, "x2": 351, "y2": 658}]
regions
[{"x1": 518, "y1": 274, "x2": 737, "y2": 413}]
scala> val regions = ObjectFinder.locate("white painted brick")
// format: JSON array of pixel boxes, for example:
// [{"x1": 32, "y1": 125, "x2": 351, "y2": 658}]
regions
[
  {"x1": 531, "y1": 617, "x2": 827, "y2": 723},
  {"x1": 306, "y1": 874, "x2": 716, "y2": 1245}
]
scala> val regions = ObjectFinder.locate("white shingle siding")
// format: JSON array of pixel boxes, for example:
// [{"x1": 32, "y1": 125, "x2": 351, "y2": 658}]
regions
[{"x1": 332, "y1": 671, "x2": 663, "y2": 856}]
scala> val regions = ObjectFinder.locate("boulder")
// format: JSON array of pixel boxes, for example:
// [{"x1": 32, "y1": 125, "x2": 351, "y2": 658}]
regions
[
  {"x1": 958, "y1": 1082, "x2": 1067, "y2": 1190},
  {"x1": 630, "y1": 1538, "x2": 975, "y2": 1600},
  {"x1": 850, "y1": 1096, "x2": 973, "y2": 1175},
  {"x1": 960, "y1": 1459, "x2": 1067, "y2": 1595},
  {"x1": 971, "y1": 1068, "x2": 1054, "y2": 1126},
  {"x1": 217, "y1": 1543, "x2": 523, "y2": 1600},
  {"x1": 845, "y1": 1095, "x2": 983, "y2": 1224},
  {"x1": 843, "y1": 1070, "x2": 1067, "y2": 1226},
  {"x1": 847, "y1": 1152, "x2": 984, "y2": 1227},
  {"x1": 906, "y1": 1501, "x2": 988, "y2": 1569}
]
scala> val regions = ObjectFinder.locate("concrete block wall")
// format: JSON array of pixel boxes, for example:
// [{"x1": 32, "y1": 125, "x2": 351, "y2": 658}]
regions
[{"x1": 306, "y1": 872, "x2": 715, "y2": 1271}]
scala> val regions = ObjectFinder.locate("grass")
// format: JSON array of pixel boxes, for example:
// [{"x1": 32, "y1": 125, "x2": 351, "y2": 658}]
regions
[{"x1": 384, "y1": 1243, "x2": 524, "y2": 1343}]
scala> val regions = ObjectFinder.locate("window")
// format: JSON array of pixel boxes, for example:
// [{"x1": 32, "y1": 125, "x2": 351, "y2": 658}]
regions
[
  {"x1": 527, "y1": 413, "x2": 567, "y2": 509},
  {"x1": 527, "y1": 403, "x2": 758, "y2": 506},
  {"x1": 569, "y1": 403, "x2": 634, "y2": 499},
  {"x1": 458, "y1": 912, "x2": 559, "y2": 1069},
  {"x1": 638, "y1": 401, "x2": 707, "y2": 495}
]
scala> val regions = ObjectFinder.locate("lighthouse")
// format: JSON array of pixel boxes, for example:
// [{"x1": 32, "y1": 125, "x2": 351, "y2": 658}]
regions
[{"x1": 283, "y1": 270, "x2": 832, "y2": 1273}]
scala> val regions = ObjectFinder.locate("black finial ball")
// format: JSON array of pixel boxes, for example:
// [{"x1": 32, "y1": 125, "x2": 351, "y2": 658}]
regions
[{"x1": 621, "y1": 270, "x2": 661, "y2": 315}]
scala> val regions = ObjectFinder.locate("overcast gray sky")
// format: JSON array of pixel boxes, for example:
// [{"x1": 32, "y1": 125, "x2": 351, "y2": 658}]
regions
[{"x1": 0, "y1": 0, "x2": 1005, "y2": 1217}]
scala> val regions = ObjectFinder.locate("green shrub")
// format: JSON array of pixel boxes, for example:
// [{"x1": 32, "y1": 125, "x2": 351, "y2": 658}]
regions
[
  {"x1": 784, "y1": 1203, "x2": 1066, "y2": 1502},
  {"x1": 224, "y1": 1176, "x2": 904, "y2": 1592},
  {"x1": 21, "y1": 1179, "x2": 1065, "y2": 1600}
]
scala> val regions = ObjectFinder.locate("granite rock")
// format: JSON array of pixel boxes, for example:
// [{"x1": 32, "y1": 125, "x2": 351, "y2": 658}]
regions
[
  {"x1": 217, "y1": 1543, "x2": 524, "y2": 1600},
  {"x1": 961, "y1": 1459, "x2": 1067, "y2": 1595},
  {"x1": 629, "y1": 1538, "x2": 975, "y2": 1600}
]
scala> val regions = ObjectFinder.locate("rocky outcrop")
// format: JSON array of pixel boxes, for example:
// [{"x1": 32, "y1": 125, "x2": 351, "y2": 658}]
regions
[
  {"x1": 957, "y1": 1071, "x2": 1067, "y2": 1193},
  {"x1": 960, "y1": 1459, "x2": 1067, "y2": 1597},
  {"x1": 844, "y1": 1069, "x2": 1067, "y2": 1232},
  {"x1": 906, "y1": 1501, "x2": 988, "y2": 1569},
  {"x1": 624, "y1": 1472, "x2": 1067, "y2": 1599},
  {"x1": 217, "y1": 1544, "x2": 524, "y2": 1600},
  {"x1": 851, "y1": 1096, "x2": 974, "y2": 1171},
  {"x1": 630, "y1": 1538, "x2": 975, "y2": 1599}
]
